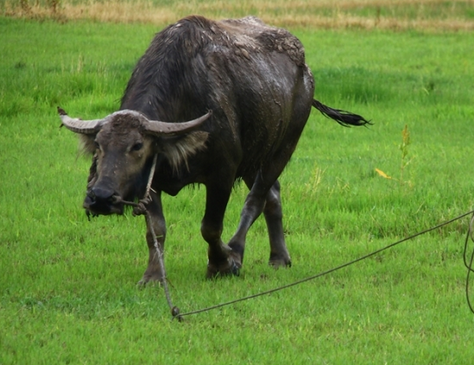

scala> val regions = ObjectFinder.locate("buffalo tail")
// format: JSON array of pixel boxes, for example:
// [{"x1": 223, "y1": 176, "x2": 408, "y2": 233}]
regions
[{"x1": 312, "y1": 99, "x2": 371, "y2": 127}]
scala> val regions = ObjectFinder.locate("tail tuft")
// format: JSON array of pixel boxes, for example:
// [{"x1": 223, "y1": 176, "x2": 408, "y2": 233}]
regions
[{"x1": 312, "y1": 99, "x2": 371, "y2": 127}]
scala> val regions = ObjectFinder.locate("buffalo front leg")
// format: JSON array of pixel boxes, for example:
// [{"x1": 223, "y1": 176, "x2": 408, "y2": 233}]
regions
[
  {"x1": 201, "y1": 183, "x2": 239, "y2": 278},
  {"x1": 138, "y1": 191, "x2": 167, "y2": 285}
]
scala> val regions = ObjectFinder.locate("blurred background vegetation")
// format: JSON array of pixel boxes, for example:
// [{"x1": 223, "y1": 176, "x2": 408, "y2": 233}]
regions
[{"x1": 2, "y1": 0, "x2": 474, "y2": 30}]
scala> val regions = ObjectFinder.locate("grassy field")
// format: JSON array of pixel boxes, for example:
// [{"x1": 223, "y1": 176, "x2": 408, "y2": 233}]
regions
[
  {"x1": 2, "y1": 1, "x2": 474, "y2": 363},
  {"x1": 3, "y1": 0, "x2": 474, "y2": 30}
]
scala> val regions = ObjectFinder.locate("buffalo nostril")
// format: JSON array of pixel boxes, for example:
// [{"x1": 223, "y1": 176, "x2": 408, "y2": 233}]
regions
[{"x1": 91, "y1": 187, "x2": 115, "y2": 202}]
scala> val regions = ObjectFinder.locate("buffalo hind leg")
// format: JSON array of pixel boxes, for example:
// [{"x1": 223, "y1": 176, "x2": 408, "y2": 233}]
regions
[
  {"x1": 227, "y1": 173, "x2": 276, "y2": 266},
  {"x1": 228, "y1": 147, "x2": 299, "y2": 270},
  {"x1": 228, "y1": 177, "x2": 291, "y2": 268},
  {"x1": 263, "y1": 180, "x2": 291, "y2": 268},
  {"x1": 139, "y1": 191, "x2": 167, "y2": 285}
]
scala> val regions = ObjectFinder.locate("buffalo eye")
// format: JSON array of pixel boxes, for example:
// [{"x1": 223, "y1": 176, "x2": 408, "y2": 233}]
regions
[{"x1": 132, "y1": 142, "x2": 143, "y2": 152}]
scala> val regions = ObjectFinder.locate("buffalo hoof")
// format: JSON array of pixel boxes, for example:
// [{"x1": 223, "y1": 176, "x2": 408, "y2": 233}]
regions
[
  {"x1": 206, "y1": 256, "x2": 241, "y2": 279},
  {"x1": 137, "y1": 273, "x2": 164, "y2": 287},
  {"x1": 269, "y1": 255, "x2": 292, "y2": 269}
]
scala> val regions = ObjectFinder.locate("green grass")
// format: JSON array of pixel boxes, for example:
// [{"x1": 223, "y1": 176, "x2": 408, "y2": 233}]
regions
[{"x1": 2, "y1": 15, "x2": 474, "y2": 364}]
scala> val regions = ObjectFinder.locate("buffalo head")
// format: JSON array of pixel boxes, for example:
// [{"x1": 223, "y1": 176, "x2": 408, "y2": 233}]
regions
[{"x1": 59, "y1": 107, "x2": 211, "y2": 216}]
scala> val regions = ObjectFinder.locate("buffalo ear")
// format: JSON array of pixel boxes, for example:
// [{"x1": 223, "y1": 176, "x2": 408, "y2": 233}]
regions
[
  {"x1": 78, "y1": 134, "x2": 98, "y2": 155},
  {"x1": 58, "y1": 107, "x2": 102, "y2": 155},
  {"x1": 160, "y1": 131, "x2": 209, "y2": 172}
]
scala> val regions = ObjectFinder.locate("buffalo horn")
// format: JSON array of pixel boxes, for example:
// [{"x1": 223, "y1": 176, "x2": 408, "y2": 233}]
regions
[
  {"x1": 144, "y1": 110, "x2": 212, "y2": 136},
  {"x1": 58, "y1": 107, "x2": 105, "y2": 134}
]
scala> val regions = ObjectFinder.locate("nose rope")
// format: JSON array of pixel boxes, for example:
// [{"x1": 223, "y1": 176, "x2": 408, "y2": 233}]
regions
[{"x1": 116, "y1": 154, "x2": 180, "y2": 320}]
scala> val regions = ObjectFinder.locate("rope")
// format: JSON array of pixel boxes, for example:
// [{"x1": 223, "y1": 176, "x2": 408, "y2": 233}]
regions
[
  {"x1": 463, "y1": 213, "x2": 474, "y2": 313},
  {"x1": 143, "y1": 155, "x2": 180, "y2": 319},
  {"x1": 176, "y1": 209, "x2": 474, "y2": 320},
  {"x1": 117, "y1": 154, "x2": 180, "y2": 319},
  {"x1": 118, "y1": 167, "x2": 474, "y2": 320}
]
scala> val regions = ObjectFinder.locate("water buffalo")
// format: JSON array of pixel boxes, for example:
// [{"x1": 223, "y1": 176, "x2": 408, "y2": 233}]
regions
[{"x1": 60, "y1": 15, "x2": 369, "y2": 283}]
